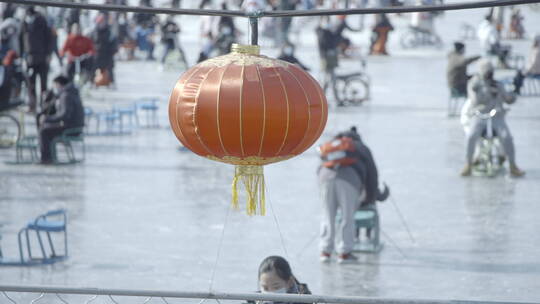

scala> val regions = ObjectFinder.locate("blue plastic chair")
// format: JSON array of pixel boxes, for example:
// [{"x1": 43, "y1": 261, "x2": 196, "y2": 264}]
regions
[
  {"x1": 17, "y1": 209, "x2": 68, "y2": 264},
  {"x1": 51, "y1": 128, "x2": 85, "y2": 164},
  {"x1": 136, "y1": 98, "x2": 159, "y2": 128},
  {"x1": 353, "y1": 205, "x2": 382, "y2": 253},
  {"x1": 114, "y1": 104, "x2": 138, "y2": 133},
  {"x1": 521, "y1": 76, "x2": 540, "y2": 96}
]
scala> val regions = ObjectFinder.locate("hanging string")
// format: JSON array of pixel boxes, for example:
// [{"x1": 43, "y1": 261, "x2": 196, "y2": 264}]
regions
[
  {"x1": 0, "y1": 0, "x2": 538, "y2": 18},
  {"x1": 295, "y1": 231, "x2": 319, "y2": 259},
  {"x1": 389, "y1": 195, "x2": 416, "y2": 244},
  {"x1": 208, "y1": 203, "x2": 232, "y2": 292},
  {"x1": 381, "y1": 229, "x2": 407, "y2": 259},
  {"x1": 265, "y1": 182, "x2": 290, "y2": 260}
]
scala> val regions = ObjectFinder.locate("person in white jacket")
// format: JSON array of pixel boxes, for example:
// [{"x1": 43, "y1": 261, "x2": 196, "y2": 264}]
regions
[
  {"x1": 461, "y1": 60, "x2": 524, "y2": 177},
  {"x1": 477, "y1": 15, "x2": 510, "y2": 68}
]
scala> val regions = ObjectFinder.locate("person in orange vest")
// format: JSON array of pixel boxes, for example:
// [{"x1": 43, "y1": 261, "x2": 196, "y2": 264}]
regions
[{"x1": 317, "y1": 126, "x2": 388, "y2": 263}]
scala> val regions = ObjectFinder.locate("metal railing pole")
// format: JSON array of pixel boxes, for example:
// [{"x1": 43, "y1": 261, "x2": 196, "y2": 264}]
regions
[{"x1": 0, "y1": 285, "x2": 538, "y2": 304}]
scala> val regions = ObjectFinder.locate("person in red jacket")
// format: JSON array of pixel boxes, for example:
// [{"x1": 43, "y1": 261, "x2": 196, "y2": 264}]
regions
[{"x1": 60, "y1": 23, "x2": 95, "y2": 83}]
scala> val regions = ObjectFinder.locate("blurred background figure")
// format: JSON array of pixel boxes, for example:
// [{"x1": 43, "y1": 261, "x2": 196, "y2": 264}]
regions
[
  {"x1": 214, "y1": 2, "x2": 238, "y2": 55},
  {"x1": 159, "y1": 15, "x2": 187, "y2": 68},
  {"x1": 276, "y1": 0, "x2": 298, "y2": 48},
  {"x1": 489, "y1": 6, "x2": 505, "y2": 33},
  {"x1": 410, "y1": 0, "x2": 437, "y2": 36},
  {"x1": 0, "y1": 15, "x2": 21, "y2": 58},
  {"x1": 447, "y1": 42, "x2": 480, "y2": 98},
  {"x1": 513, "y1": 34, "x2": 540, "y2": 94},
  {"x1": 20, "y1": 6, "x2": 53, "y2": 113},
  {"x1": 508, "y1": 8, "x2": 525, "y2": 39},
  {"x1": 92, "y1": 13, "x2": 118, "y2": 88},
  {"x1": 370, "y1": 14, "x2": 393, "y2": 55},
  {"x1": 277, "y1": 42, "x2": 309, "y2": 71},
  {"x1": 0, "y1": 50, "x2": 21, "y2": 111},
  {"x1": 477, "y1": 14, "x2": 510, "y2": 68},
  {"x1": 60, "y1": 23, "x2": 95, "y2": 82},
  {"x1": 316, "y1": 15, "x2": 344, "y2": 101},
  {"x1": 134, "y1": 0, "x2": 157, "y2": 61}
]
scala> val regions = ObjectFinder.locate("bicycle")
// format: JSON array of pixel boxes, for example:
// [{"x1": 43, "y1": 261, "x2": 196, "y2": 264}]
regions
[
  {"x1": 471, "y1": 109, "x2": 504, "y2": 177},
  {"x1": 0, "y1": 105, "x2": 22, "y2": 149},
  {"x1": 0, "y1": 62, "x2": 27, "y2": 148},
  {"x1": 400, "y1": 26, "x2": 443, "y2": 49},
  {"x1": 327, "y1": 59, "x2": 371, "y2": 106}
]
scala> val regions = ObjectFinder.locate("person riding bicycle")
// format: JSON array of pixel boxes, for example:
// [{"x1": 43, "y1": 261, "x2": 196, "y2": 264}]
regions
[
  {"x1": 460, "y1": 60, "x2": 525, "y2": 177},
  {"x1": 60, "y1": 23, "x2": 95, "y2": 82},
  {"x1": 316, "y1": 16, "x2": 345, "y2": 100}
]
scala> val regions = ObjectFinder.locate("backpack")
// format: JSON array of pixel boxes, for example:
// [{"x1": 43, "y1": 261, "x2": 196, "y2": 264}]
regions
[{"x1": 318, "y1": 136, "x2": 357, "y2": 168}]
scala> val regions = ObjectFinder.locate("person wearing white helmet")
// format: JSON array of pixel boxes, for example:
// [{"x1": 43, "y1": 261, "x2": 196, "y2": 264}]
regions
[{"x1": 461, "y1": 60, "x2": 525, "y2": 177}]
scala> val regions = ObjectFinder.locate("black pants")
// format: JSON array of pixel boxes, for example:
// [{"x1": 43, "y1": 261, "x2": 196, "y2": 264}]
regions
[
  {"x1": 66, "y1": 58, "x2": 94, "y2": 82},
  {"x1": 27, "y1": 62, "x2": 49, "y2": 111},
  {"x1": 39, "y1": 126, "x2": 65, "y2": 162}
]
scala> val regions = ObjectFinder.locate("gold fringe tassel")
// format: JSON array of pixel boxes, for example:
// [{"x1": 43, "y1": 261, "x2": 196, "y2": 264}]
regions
[{"x1": 231, "y1": 165, "x2": 266, "y2": 216}]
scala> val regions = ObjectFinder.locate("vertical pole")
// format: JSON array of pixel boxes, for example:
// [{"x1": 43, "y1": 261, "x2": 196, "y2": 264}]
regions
[{"x1": 249, "y1": 16, "x2": 258, "y2": 46}]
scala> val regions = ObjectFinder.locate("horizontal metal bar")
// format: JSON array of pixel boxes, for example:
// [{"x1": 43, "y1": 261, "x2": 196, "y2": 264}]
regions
[
  {"x1": 267, "y1": 0, "x2": 540, "y2": 16},
  {"x1": 0, "y1": 0, "x2": 246, "y2": 16},
  {"x1": 0, "y1": 0, "x2": 539, "y2": 18},
  {"x1": 0, "y1": 285, "x2": 538, "y2": 304}
]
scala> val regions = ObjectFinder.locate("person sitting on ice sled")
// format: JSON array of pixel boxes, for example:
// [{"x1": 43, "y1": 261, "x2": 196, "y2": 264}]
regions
[{"x1": 317, "y1": 126, "x2": 389, "y2": 264}]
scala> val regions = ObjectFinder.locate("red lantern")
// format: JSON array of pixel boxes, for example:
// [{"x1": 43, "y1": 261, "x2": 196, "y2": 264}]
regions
[{"x1": 169, "y1": 44, "x2": 328, "y2": 215}]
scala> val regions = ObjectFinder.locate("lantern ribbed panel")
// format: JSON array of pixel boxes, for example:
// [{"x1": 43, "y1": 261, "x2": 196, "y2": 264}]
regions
[{"x1": 169, "y1": 50, "x2": 328, "y2": 166}]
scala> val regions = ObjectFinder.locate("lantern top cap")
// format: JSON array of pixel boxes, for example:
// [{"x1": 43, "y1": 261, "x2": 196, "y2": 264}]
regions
[{"x1": 231, "y1": 44, "x2": 260, "y2": 55}]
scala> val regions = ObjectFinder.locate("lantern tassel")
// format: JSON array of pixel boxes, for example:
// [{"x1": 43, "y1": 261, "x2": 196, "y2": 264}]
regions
[{"x1": 232, "y1": 165, "x2": 266, "y2": 216}]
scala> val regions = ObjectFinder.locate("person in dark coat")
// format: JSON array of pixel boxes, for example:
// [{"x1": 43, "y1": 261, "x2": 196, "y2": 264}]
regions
[
  {"x1": 1, "y1": 3, "x2": 17, "y2": 19},
  {"x1": 446, "y1": 42, "x2": 480, "y2": 97},
  {"x1": 277, "y1": 0, "x2": 297, "y2": 47},
  {"x1": 20, "y1": 6, "x2": 53, "y2": 112},
  {"x1": 37, "y1": 75, "x2": 84, "y2": 164},
  {"x1": 317, "y1": 126, "x2": 388, "y2": 263},
  {"x1": 65, "y1": 7, "x2": 81, "y2": 31},
  {"x1": 338, "y1": 126, "x2": 389, "y2": 207},
  {"x1": 160, "y1": 16, "x2": 186, "y2": 66},
  {"x1": 92, "y1": 14, "x2": 118, "y2": 86}
]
